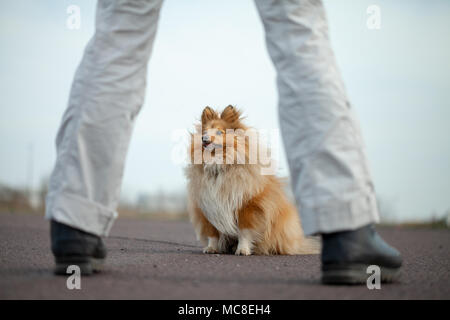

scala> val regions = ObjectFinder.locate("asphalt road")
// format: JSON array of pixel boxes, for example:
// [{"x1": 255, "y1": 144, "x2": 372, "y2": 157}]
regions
[{"x1": 0, "y1": 212, "x2": 449, "y2": 299}]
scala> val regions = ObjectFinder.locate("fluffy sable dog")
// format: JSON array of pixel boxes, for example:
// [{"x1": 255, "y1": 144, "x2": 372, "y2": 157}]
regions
[{"x1": 185, "y1": 105, "x2": 320, "y2": 255}]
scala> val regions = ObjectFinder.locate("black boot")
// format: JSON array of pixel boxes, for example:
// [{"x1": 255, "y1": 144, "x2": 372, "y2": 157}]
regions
[
  {"x1": 50, "y1": 220, "x2": 107, "y2": 275},
  {"x1": 321, "y1": 224, "x2": 402, "y2": 284}
]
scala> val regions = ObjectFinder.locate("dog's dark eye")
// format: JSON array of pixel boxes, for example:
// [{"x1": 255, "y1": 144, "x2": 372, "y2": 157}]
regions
[{"x1": 216, "y1": 130, "x2": 222, "y2": 136}]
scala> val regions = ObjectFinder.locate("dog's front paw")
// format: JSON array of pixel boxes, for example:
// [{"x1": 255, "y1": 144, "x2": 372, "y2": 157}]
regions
[
  {"x1": 235, "y1": 245, "x2": 252, "y2": 256},
  {"x1": 203, "y1": 246, "x2": 218, "y2": 254}
]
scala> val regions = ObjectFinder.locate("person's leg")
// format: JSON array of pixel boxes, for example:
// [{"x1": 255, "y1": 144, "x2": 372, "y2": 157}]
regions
[
  {"x1": 254, "y1": 0, "x2": 401, "y2": 284},
  {"x1": 46, "y1": 0, "x2": 164, "y2": 237},
  {"x1": 254, "y1": 0, "x2": 378, "y2": 235}
]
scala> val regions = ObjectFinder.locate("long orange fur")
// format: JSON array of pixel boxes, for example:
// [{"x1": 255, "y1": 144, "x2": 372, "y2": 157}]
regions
[{"x1": 185, "y1": 106, "x2": 320, "y2": 255}]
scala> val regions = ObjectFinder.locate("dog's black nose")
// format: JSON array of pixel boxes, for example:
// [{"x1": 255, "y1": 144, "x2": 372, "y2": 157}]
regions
[{"x1": 202, "y1": 135, "x2": 210, "y2": 143}]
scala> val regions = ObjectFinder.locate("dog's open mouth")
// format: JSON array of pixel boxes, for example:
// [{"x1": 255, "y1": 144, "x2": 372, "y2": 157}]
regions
[
  {"x1": 202, "y1": 142, "x2": 214, "y2": 151},
  {"x1": 202, "y1": 142, "x2": 221, "y2": 151},
  {"x1": 202, "y1": 141, "x2": 210, "y2": 149}
]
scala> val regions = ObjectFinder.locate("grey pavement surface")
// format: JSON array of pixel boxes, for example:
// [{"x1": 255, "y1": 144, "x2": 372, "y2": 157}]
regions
[{"x1": 0, "y1": 213, "x2": 449, "y2": 299}]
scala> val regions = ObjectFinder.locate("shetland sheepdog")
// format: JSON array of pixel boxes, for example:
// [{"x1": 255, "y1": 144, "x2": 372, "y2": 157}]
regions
[{"x1": 185, "y1": 105, "x2": 319, "y2": 255}]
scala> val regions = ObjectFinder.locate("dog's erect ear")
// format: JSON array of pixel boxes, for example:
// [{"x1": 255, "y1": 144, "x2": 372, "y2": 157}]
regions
[
  {"x1": 201, "y1": 106, "x2": 218, "y2": 125},
  {"x1": 220, "y1": 105, "x2": 241, "y2": 123}
]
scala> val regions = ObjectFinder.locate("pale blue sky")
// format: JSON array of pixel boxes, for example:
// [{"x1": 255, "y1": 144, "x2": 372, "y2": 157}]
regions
[{"x1": 1, "y1": 0, "x2": 449, "y2": 222}]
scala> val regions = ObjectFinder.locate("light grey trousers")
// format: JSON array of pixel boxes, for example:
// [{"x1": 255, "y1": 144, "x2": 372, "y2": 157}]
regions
[{"x1": 46, "y1": 0, "x2": 379, "y2": 236}]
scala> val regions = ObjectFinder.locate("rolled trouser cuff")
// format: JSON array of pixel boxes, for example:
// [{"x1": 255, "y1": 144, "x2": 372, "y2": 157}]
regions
[
  {"x1": 45, "y1": 191, "x2": 118, "y2": 237},
  {"x1": 300, "y1": 192, "x2": 380, "y2": 236}
]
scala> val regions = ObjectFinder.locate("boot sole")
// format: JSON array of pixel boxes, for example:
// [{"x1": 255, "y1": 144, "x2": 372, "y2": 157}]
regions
[
  {"x1": 54, "y1": 257, "x2": 105, "y2": 276},
  {"x1": 322, "y1": 264, "x2": 401, "y2": 285}
]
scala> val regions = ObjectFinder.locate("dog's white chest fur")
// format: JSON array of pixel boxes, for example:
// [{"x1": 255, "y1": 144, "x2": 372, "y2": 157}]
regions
[{"x1": 197, "y1": 165, "x2": 246, "y2": 237}]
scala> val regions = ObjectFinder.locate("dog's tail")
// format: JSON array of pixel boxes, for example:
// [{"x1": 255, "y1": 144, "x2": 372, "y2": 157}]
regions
[{"x1": 297, "y1": 236, "x2": 321, "y2": 254}]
